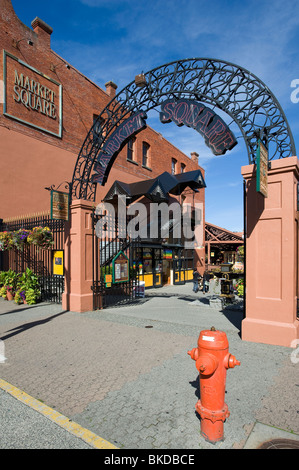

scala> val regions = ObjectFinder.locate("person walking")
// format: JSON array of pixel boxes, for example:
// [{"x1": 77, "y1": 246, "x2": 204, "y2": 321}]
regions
[
  {"x1": 192, "y1": 269, "x2": 200, "y2": 293},
  {"x1": 203, "y1": 271, "x2": 210, "y2": 293}
]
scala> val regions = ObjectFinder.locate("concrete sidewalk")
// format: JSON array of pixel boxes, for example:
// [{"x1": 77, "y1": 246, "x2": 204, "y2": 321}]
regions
[{"x1": 0, "y1": 283, "x2": 298, "y2": 449}]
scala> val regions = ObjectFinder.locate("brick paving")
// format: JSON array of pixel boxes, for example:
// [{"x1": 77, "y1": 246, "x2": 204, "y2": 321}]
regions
[{"x1": 0, "y1": 285, "x2": 298, "y2": 449}]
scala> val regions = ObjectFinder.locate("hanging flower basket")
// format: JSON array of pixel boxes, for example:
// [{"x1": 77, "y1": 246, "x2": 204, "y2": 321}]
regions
[
  {"x1": 26, "y1": 226, "x2": 54, "y2": 250},
  {"x1": 0, "y1": 231, "x2": 13, "y2": 251},
  {"x1": 11, "y1": 229, "x2": 31, "y2": 251},
  {"x1": 0, "y1": 227, "x2": 54, "y2": 251}
]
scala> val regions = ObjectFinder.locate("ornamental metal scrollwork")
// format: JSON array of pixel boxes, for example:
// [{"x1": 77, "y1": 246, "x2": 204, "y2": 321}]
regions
[{"x1": 72, "y1": 58, "x2": 296, "y2": 201}]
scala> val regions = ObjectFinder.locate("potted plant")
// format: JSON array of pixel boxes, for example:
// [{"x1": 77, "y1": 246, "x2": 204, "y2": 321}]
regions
[
  {"x1": 23, "y1": 288, "x2": 38, "y2": 305},
  {"x1": 17, "y1": 268, "x2": 40, "y2": 304},
  {"x1": 0, "y1": 286, "x2": 7, "y2": 299},
  {"x1": 2, "y1": 269, "x2": 18, "y2": 300},
  {"x1": 0, "y1": 271, "x2": 6, "y2": 288},
  {"x1": 6, "y1": 286, "x2": 14, "y2": 301},
  {"x1": 235, "y1": 278, "x2": 244, "y2": 297}
]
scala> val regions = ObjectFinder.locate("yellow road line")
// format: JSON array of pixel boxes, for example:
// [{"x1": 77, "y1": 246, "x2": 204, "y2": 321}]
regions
[{"x1": 0, "y1": 378, "x2": 118, "y2": 449}]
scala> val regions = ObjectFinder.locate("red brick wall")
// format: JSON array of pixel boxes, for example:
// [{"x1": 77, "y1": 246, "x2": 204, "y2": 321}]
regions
[{"x1": 0, "y1": 0, "x2": 205, "y2": 219}]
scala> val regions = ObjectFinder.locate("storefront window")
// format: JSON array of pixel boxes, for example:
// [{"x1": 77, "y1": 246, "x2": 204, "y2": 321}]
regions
[{"x1": 143, "y1": 248, "x2": 152, "y2": 273}]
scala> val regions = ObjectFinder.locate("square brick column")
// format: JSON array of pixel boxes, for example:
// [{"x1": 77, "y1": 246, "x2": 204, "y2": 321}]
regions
[
  {"x1": 62, "y1": 199, "x2": 94, "y2": 312},
  {"x1": 241, "y1": 156, "x2": 299, "y2": 347}
]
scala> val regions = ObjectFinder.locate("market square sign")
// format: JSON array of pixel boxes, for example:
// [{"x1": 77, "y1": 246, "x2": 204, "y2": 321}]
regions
[
  {"x1": 3, "y1": 51, "x2": 62, "y2": 137},
  {"x1": 160, "y1": 99, "x2": 237, "y2": 156}
]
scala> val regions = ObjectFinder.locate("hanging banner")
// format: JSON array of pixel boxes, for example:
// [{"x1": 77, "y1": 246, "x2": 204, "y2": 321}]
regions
[
  {"x1": 163, "y1": 248, "x2": 172, "y2": 259},
  {"x1": 50, "y1": 190, "x2": 70, "y2": 220},
  {"x1": 256, "y1": 140, "x2": 268, "y2": 197}
]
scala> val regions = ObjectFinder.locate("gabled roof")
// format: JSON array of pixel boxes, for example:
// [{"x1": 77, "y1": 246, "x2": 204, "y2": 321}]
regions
[
  {"x1": 205, "y1": 222, "x2": 244, "y2": 243},
  {"x1": 103, "y1": 170, "x2": 206, "y2": 204}
]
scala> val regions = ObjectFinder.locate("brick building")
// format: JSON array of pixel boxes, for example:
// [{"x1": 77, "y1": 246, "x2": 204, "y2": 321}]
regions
[
  {"x1": 0, "y1": 0, "x2": 204, "y2": 218},
  {"x1": 0, "y1": 0, "x2": 206, "y2": 300}
]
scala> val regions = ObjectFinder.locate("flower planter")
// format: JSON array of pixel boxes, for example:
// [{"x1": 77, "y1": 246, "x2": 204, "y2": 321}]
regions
[{"x1": 6, "y1": 290, "x2": 14, "y2": 301}]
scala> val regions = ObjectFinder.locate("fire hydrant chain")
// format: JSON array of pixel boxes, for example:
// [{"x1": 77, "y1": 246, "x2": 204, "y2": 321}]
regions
[{"x1": 188, "y1": 327, "x2": 240, "y2": 443}]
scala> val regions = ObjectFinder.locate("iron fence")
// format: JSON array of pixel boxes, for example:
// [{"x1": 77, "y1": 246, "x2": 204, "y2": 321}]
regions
[
  {"x1": 0, "y1": 213, "x2": 67, "y2": 303},
  {"x1": 92, "y1": 210, "x2": 141, "y2": 309}
]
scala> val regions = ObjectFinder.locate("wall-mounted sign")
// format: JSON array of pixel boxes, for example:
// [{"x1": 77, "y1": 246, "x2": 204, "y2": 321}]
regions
[
  {"x1": 50, "y1": 190, "x2": 69, "y2": 220},
  {"x1": 112, "y1": 251, "x2": 129, "y2": 283},
  {"x1": 91, "y1": 111, "x2": 147, "y2": 185},
  {"x1": 256, "y1": 140, "x2": 268, "y2": 197},
  {"x1": 159, "y1": 99, "x2": 237, "y2": 156},
  {"x1": 3, "y1": 51, "x2": 62, "y2": 138},
  {"x1": 53, "y1": 250, "x2": 64, "y2": 276}
]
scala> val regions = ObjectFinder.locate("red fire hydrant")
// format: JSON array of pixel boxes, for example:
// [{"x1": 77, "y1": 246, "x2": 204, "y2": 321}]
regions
[{"x1": 188, "y1": 327, "x2": 240, "y2": 443}]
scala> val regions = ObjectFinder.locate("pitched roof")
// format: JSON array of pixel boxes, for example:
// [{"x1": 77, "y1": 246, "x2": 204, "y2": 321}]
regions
[{"x1": 103, "y1": 170, "x2": 206, "y2": 204}]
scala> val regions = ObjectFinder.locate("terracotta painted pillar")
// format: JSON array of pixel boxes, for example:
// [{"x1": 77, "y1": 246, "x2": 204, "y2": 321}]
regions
[
  {"x1": 62, "y1": 199, "x2": 94, "y2": 312},
  {"x1": 242, "y1": 156, "x2": 299, "y2": 347}
]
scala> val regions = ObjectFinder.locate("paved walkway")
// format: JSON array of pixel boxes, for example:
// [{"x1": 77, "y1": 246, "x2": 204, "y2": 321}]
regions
[{"x1": 0, "y1": 283, "x2": 298, "y2": 449}]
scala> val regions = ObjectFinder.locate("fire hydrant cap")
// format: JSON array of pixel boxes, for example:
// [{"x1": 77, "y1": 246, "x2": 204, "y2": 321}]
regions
[{"x1": 198, "y1": 329, "x2": 229, "y2": 350}]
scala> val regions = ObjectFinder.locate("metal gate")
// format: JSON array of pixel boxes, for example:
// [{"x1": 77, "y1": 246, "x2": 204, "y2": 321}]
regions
[
  {"x1": 91, "y1": 210, "x2": 140, "y2": 309},
  {"x1": 0, "y1": 213, "x2": 66, "y2": 303}
]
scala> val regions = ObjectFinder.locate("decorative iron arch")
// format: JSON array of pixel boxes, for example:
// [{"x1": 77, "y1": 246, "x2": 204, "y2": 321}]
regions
[{"x1": 71, "y1": 58, "x2": 296, "y2": 201}]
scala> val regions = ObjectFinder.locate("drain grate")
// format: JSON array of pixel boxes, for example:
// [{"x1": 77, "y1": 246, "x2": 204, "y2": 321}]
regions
[{"x1": 258, "y1": 439, "x2": 299, "y2": 449}]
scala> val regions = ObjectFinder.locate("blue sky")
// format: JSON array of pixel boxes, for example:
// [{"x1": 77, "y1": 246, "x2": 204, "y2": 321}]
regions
[{"x1": 12, "y1": 0, "x2": 299, "y2": 232}]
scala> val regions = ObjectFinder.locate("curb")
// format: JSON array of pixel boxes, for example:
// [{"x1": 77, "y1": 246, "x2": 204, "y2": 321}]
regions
[{"x1": 0, "y1": 378, "x2": 118, "y2": 450}]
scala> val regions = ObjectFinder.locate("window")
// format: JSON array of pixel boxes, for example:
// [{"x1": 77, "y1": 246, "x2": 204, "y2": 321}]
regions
[
  {"x1": 171, "y1": 158, "x2": 177, "y2": 175},
  {"x1": 142, "y1": 142, "x2": 150, "y2": 168},
  {"x1": 127, "y1": 137, "x2": 136, "y2": 162},
  {"x1": 181, "y1": 163, "x2": 186, "y2": 173}
]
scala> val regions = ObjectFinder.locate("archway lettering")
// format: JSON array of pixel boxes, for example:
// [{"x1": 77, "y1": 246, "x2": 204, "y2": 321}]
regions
[
  {"x1": 92, "y1": 111, "x2": 147, "y2": 185},
  {"x1": 159, "y1": 99, "x2": 237, "y2": 156},
  {"x1": 72, "y1": 58, "x2": 296, "y2": 200}
]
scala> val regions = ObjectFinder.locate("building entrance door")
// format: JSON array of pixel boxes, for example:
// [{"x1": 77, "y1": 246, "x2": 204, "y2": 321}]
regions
[
  {"x1": 153, "y1": 249, "x2": 163, "y2": 287},
  {"x1": 173, "y1": 255, "x2": 185, "y2": 285}
]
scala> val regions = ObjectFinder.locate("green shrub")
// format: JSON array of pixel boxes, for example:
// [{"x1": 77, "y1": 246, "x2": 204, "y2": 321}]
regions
[{"x1": 0, "y1": 268, "x2": 40, "y2": 305}]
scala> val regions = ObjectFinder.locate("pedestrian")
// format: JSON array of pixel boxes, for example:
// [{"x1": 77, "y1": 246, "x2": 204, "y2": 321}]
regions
[
  {"x1": 203, "y1": 271, "x2": 210, "y2": 293},
  {"x1": 192, "y1": 269, "x2": 200, "y2": 293}
]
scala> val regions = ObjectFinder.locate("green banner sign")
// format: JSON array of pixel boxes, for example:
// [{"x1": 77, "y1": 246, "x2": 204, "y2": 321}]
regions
[{"x1": 256, "y1": 140, "x2": 268, "y2": 198}]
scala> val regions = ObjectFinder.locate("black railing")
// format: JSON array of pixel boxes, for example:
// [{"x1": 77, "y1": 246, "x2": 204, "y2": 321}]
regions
[
  {"x1": 0, "y1": 214, "x2": 67, "y2": 303},
  {"x1": 92, "y1": 211, "x2": 140, "y2": 309}
]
